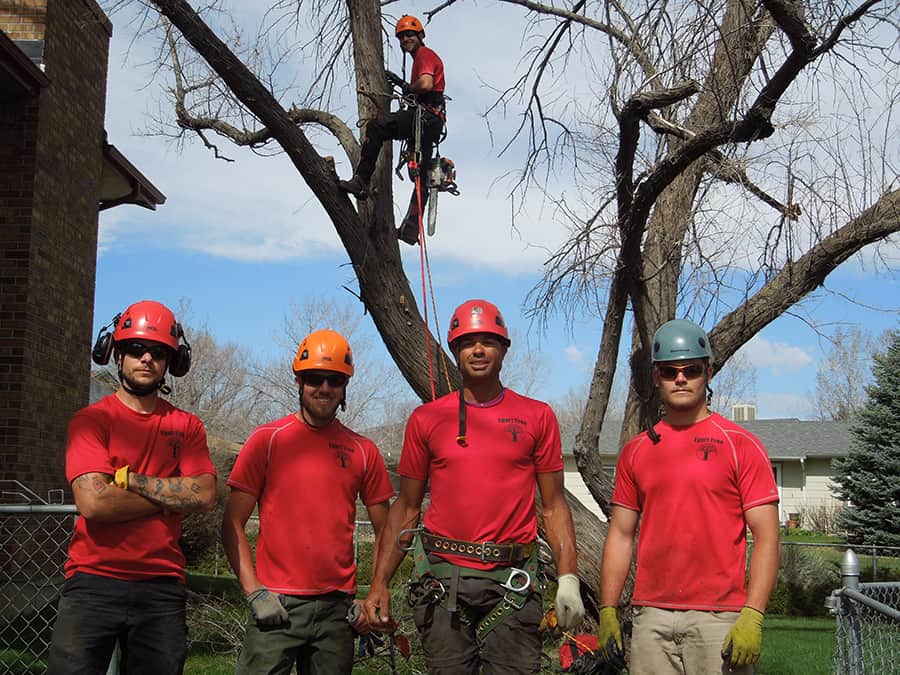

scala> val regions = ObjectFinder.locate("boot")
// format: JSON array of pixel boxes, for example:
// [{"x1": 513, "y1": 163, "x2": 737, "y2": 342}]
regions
[
  {"x1": 337, "y1": 175, "x2": 369, "y2": 199},
  {"x1": 396, "y1": 188, "x2": 430, "y2": 245},
  {"x1": 397, "y1": 214, "x2": 419, "y2": 245}
]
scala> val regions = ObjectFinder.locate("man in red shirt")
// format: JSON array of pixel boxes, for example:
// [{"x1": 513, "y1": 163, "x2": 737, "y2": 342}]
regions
[
  {"x1": 598, "y1": 319, "x2": 781, "y2": 674},
  {"x1": 338, "y1": 14, "x2": 445, "y2": 245},
  {"x1": 364, "y1": 299, "x2": 585, "y2": 673},
  {"x1": 223, "y1": 330, "x2": 393, "y2": 674},
  {"x1": 47, "y1": 300, "x2": 217, "y2": 674}
]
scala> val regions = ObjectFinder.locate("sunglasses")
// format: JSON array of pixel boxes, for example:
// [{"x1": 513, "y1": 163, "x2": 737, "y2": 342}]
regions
[
  {"x1": 398, "y1": 30, "x2": 418, "y2": 39},
  {"x1": 121, "y1": 342, "x2": 170, "y2": 360},
  {"x1": 656, "y1": 363, "x2": 706, "y2": 380},
  {"x1": 303, "y1": 373, "x2": 348, "y2": 388}
]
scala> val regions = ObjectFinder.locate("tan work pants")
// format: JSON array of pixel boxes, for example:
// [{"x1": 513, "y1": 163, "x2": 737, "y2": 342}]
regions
[{"x1": 630, "y1": 606, "x2": 755, "y2": 675}]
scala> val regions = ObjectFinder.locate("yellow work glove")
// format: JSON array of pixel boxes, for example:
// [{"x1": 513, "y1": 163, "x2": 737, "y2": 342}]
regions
[
  {"x1": 114, "y1": 465, "x2": 129, "y2": 490},
  {"x1": 721, "y1": 606, "x2": 764, "y2": 667},
  {"x1": 597, "y1": 606, "x2": 623, "y2": 663}
]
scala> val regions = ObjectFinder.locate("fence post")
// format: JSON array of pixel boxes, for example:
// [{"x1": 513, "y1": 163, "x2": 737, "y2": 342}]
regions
[{"x1": 841, "y1": 548, "x2": 863, "y2": 675}]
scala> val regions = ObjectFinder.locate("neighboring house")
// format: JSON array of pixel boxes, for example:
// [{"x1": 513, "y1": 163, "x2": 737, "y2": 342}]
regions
[
  {"x1": 570, "y1": 417, "x2": 851, "y2": 528},
  {"x1": 1, "y1": 0, "x2": 165, "y2": 501}
]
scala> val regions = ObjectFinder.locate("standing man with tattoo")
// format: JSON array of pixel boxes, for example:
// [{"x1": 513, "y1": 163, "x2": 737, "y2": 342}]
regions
[{"x1": 48, "y1": 300, "x2": 217, "y2": 674}]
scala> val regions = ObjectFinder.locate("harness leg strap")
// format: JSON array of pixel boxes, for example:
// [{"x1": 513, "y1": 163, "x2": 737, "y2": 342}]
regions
[{"x1": 447, "y1": 565, "x2": 460, "y2": 614}]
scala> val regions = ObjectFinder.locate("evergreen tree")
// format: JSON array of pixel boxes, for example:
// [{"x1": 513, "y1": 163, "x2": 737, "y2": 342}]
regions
[{"x1": 832, "y1": 330, "x2": 900, "y2": 546}]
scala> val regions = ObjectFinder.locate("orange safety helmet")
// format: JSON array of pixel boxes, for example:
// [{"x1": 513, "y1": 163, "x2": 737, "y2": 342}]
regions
[
  {"x1": 447, "y1": 299, "x2": 511, "y2": 348},
  {"x1": 113, "y1": 300, "x2": 179, "y2": 350},
  {"x1": 395, "y1": 14, "x2": 425, "y2": 37},
  {"x1": 293, "y1": 329, "x2": 355, "y2": 377}
]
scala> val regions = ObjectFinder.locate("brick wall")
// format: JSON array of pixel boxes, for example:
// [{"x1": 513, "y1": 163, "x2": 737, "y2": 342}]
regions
[{"x1": 0, "y1": 0, "x2": 111, "y2": 500}]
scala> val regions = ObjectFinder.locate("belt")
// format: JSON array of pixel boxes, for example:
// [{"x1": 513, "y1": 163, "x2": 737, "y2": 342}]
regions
[{"x1": 420, "y1": 532, "x2": 534, "y2": 564}]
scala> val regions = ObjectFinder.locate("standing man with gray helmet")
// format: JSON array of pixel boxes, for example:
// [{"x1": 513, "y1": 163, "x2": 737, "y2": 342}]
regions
[
  {"x1": 364, "y1": 299, "x2": 585, "y2": 674},
  {"x1": 597, "y1": 319, "x2": 780, "y2": 674}
]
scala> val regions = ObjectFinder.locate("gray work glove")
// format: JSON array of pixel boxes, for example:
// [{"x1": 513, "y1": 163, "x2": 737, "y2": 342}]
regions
[
  {"x1": 555, "y1": 574, "x2": 586, "y2": 631},
  {"x1": 247, "y1": 587, "x2": 288, "y2": 627}
]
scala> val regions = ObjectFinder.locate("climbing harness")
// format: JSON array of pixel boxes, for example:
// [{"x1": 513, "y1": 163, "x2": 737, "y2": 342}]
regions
[
  {"x1": 384, "y1": 73, "x2": 457, "y2": 400},
  {"x1": 402, "y1": 528, "x2": 541, "y2": 645}
]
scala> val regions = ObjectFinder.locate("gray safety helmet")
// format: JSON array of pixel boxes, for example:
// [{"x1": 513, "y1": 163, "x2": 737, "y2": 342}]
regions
[{"x1": 651, "y1": 319, "x2": 713, "y2": 363}]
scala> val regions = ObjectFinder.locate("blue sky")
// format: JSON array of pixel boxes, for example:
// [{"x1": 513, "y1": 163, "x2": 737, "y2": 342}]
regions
[{"x1": 95, "y1": 2, "x2": 899, "y2": 420}]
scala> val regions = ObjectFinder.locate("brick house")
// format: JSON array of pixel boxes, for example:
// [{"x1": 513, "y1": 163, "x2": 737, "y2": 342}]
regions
[{"x1": 0, "y1": 0, "x2": 164, "y2": 503}]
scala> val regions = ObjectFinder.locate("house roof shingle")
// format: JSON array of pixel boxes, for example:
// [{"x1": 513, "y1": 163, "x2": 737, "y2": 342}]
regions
[{"x1": 577, "y1": 417, "x2": 852, "y2": 462}]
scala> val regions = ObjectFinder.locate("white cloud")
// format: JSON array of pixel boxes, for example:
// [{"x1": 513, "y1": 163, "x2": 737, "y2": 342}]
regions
[
  {"x1": 738, "y1": 335, "x2": 813, "y2": 371},
  {"x1": 564, "y1": 344, "x2": 584, "y2": 365}
]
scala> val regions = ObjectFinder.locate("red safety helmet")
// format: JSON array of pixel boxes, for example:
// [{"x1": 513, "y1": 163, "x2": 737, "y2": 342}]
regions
[
  {"x1": 447, "y1": 299, "x2": 511, "y2": 348},
  {"x1": 113, "y1": 300, "x2": 179, "y2": 350},
  {"x1": 293, "y1": 330, "x2": 355, "y2": 377},
  {"x1": 395, "y1": 14, "x2": 425, "y2": 37}
]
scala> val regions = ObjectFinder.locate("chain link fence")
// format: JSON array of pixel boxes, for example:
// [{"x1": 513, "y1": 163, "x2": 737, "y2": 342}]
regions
[
  {"x1": 0, "y1": 501, "x2": 76, "y2": 673},
  {"x1": 827, "y1": 550, "x2": 900, "y2": 675}
]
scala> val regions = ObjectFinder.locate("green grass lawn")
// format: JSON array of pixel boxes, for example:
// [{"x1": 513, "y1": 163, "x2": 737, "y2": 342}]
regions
[
  {"x1": 180, "y1": 614, "x2": 837, "y2": 674},
  {"x1": 757, "y1": 615, "x2": 834, "y2": 675}
]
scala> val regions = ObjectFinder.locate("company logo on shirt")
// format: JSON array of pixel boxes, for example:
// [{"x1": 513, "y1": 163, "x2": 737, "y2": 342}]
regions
[
  {"x1": 696, "y1": 444, "x2": 719, "y2": 461},
  {"x1": 330, "y1": 442, "x2": 355, "y2": 469},
  {"x1": 498, "y1": 418, "x2": 526, "y2": 443},
  {"x1": 160, "y1": 430, "x2": 185, "y2": 457}
]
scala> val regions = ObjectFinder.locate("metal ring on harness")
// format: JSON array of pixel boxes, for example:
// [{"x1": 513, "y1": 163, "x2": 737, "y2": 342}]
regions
[
  {"x1": 398, "y1": 527, "x2": 422, "y2": 552},
  {"x1": 500, "y1": 568, "x2": 531, "y2": 594}
]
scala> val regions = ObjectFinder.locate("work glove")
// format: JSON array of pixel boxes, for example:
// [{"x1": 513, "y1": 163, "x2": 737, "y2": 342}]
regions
[
  {"x1": 721, "y1": 606, "x2": 764, "y2": 667},
  {"x1": 247, "y1": 587, "x2": 288, "y2": 627},
  {"x1": 597, "y1": 606, "x2": 623, "y2": 663},
  {"x1": 555, "y1": 574, "x2": 585, "y2": 631},
  {"x1": 385, "y1": 70, "x2": 406, "y2": 89}
]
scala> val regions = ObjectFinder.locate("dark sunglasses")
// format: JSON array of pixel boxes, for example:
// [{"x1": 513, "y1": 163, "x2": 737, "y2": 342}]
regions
[
  {"x1": 303, "y1": 373, "x2": 348, "y2": 388},
  {"x1": 121, "y1": 341, "x2": 170, "y2": 360},
  {"x1": 657, "y1": 363, "x2": 706, "y2": 380},
  {"x1": 398, "y1": 30, "x2": 418, "y2": 39}
]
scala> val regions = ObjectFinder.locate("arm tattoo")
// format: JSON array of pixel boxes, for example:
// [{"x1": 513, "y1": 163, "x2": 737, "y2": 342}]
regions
[
  {"x1": 129, "y1": 473, "x2": 208, "y2": 512},
  {"x1": 74, "y1": 474, "x2": 111, "y2": 495}
]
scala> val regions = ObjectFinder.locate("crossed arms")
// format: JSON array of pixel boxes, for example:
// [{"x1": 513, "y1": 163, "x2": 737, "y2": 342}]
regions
[{"x1": 72, "y1": 471, "x2": 216, "y2": 522}]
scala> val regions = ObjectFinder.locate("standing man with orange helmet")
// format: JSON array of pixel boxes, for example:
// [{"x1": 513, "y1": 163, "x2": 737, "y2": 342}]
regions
[
  {"x1": 364, "y1": 299, "x2": 585, "y2": 674},
  {"x1": 338, "y1": 14, "x2": 445, "y2": 246},
  {"x1": 48, "y1": 300, "x2": 217, "y2": 674},
  {"x1": 223, "y1": 329, "x2": 394, "y2": 674}
]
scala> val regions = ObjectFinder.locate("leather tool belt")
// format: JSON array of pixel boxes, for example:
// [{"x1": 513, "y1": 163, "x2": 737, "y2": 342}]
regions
[{"x1": 421, "y1": 531, "x2": 535, "y2": 564}]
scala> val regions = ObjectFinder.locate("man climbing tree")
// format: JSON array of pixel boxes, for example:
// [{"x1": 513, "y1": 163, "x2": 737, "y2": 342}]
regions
[{"x1": 337, "y1": 14, "x2": 446, "y2": 246}]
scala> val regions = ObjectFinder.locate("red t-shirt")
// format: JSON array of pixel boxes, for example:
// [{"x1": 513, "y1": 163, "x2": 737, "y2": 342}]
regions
[
  {"x1": 411, "y1": 45, "x2": 445, "y2": 94},
  {"x1": 65, "y1": 394, "x2": 215, "y2": 581},
  {"x1": 227, "y1": 414, "x2": 393, "y2": 595},
  {"x1": 399, "y1": 389, "x2": 563, "y2": 569},
  {"x1": 612, "y1": 413, "x2": 779, "y2": 611}
]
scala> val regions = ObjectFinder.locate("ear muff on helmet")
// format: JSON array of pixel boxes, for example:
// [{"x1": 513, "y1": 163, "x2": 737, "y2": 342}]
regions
[
  {"x1": 167, "y1": 322, "x2": 192, "y2": 377},
  {"x1": 91, "y1": 313, "x2": 122, "y2": 366}
]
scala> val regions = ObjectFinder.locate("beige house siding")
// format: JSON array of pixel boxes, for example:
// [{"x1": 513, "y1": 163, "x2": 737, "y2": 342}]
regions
[
  {"x1": 805, "y1": 458, "x2": 842, "y2": 507},
  {"x1": 770, "y1": 458, "x2": 845, "y2": 528},
  {"x1": 563, "y1": 456, "x2": 608, "y2": 521}
]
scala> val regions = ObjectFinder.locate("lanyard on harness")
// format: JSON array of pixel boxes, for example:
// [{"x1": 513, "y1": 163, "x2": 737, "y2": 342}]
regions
[{"x1": 406, "y1": 529, "x2": 541, "y2": 645}]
